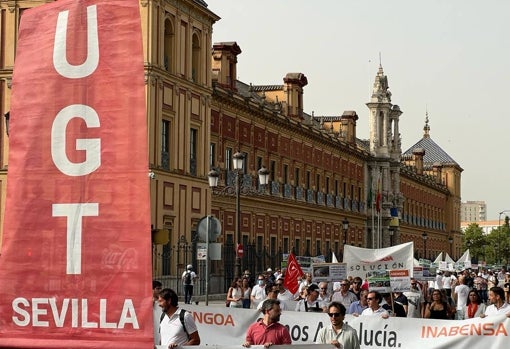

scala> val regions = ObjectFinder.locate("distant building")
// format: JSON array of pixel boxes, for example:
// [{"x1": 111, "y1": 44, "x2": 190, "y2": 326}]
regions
[
  {"x1": 461, "y1": 201, "x2": 487, "y2": 222},
  {"x1": 461, "y1": 220, "x2": 498, "y2": 235}
]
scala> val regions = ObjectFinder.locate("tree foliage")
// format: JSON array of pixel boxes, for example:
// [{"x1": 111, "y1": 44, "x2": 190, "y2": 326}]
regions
[{"x1": 464, "y1": 219, "x2": 510, "y2": 266}]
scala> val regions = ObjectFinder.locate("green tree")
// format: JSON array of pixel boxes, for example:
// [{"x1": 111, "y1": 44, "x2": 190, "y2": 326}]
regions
[
  {"x1": 463, "y1": 223, "x2": 487, "y2": 264},
  {"x1": 487, "y1": 220, "x2": 510, "y2": 267}
]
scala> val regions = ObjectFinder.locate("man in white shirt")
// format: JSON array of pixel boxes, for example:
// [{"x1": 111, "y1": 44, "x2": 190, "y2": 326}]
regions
[
  {"x1": 442, "y1": 271, "x2": 456, "y2": 299},
  {"x1": 295, "y1": 284, "x2": 326, "y2": 312},
  {"x1": 434, "y1": 271, "x2": 444, "y2": 290},
  {"x1": 250, "y1": 274, "x2": 267, "y2": 308},
  {"x1": 316, "y1": 302, "x2": 360, "y2": 349},
  {"x1": 318, "y1": 281, "x2": 332, "y2": 304},
  {"x1": 331, "y1": 279, "x2": 358, "y2": 310},
  {"x1": 453, "y1": 276, "x2": 470, "y2": 319},
  {"x1": 482, "y1": 287, "x2": 510, "y2": 317},
  {"x1": 360, "y1": 291, "x2": 389, "y2": 318},
  {"x1": 158, "y1": 288, "x2": 200, "y2": 347},
  {"x1": 152, "y1": 280, "x2": 163, "y2": 345},
  {"x1": 182, "y1": 264, "x2": 197, "y2": 304}
]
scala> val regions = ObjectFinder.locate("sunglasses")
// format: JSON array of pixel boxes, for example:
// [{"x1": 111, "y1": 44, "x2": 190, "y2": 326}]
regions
[
  {"x1": 340, "y1": 284, "x2": 349, "y2": 286},
  {"x1": 367, "y1": 297, "x2": 375, "y2": 300},
  {"x1": 320, "y1": 287, "x2": 327, "y2": 290},
  {"x1": 328, "y1": 313, "x2": 341, "y2": 318}
]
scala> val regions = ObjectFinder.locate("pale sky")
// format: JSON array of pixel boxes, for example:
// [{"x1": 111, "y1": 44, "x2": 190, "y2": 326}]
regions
[{"x1": 207, "y1": 0, "x2": 510, "y2": 220}]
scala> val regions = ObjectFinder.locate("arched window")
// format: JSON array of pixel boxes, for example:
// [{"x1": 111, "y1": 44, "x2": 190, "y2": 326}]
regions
[
  {"x1": 163, "y1": 18, "x2": 174, "y2": 72},
  {"x1": 191, "y1": 32, "x2": 201, "y2": 83}
]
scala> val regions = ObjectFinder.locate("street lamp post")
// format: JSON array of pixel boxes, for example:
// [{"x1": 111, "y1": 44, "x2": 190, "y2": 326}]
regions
[
  {"x1": 448, "y1": 236, "x2": 453, "y2": 258},
  {"x1": 208, "y1": 152, "x2": 270, "y2": 278},
  {"x1": 422, "y1": 232, "x2": 428, "y2": 259},
  {"x1": 342, "y1": 218, "x2": 349, "y2": 248}
]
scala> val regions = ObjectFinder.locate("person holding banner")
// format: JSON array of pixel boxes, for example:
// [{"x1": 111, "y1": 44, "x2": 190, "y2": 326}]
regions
[
  {"x1": 360, "y1": 291, "x2": 389, "y2": 318},
  {"x1": 316, "y1": 302, "x2": 360, "y2": 349},
  {"x1": 295, "y1": 284, "x2": 326, "y2": 312},
  {"x1": 424, "y1": 289, "x2": 453, "y2": 320},
  {"x1": 244, "y1": 299, "x2": 291, "y2": 347},
  {"x1": 464, "y1": 289, "x2": 486, "y2": 319},
  {"x1": 158, "y1": 288, "x2": 201, "y2": 347},
  {"x1": 482, "y1": 286, "x2": 510, "y2": 317}
]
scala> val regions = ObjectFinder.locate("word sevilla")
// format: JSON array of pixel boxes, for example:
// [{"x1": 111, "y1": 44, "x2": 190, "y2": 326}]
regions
[
  {"x1": 8, "y1": 4, "x2": 141, "y2": 330},
  {"x1": 12, "y1": 298, "x2": 139, "y2": 329}
]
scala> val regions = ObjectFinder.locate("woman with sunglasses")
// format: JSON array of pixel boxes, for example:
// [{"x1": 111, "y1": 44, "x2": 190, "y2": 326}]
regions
[
  {"x1": 463, "y1": 289, "x2": 486, "y2": 319},
  {"x1": 226, "y1": 277, "x2": 243, "y2": 308},
  {"x1": 316, "y1": 302, "x2": 360, "y2": 349}
]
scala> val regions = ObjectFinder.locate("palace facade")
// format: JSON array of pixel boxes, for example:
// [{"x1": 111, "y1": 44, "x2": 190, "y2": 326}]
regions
[{"x1": 0, "y1": 0, "x2": 462, "y2": 292}]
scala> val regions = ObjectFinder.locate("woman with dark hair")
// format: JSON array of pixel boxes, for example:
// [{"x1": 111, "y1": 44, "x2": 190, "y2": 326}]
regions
[
  {"x1": 464, "y1": 289, "x2": 486, "y2": 319},
  {"x1": 227, "y1": 277, "x2": 243, "y2": 308},
  {"x1": 424, "y1": 289, "x2": 453, "y2": 319},
  {"x1": 241, "y1": 277, "x2": 252, "y2": 309}
]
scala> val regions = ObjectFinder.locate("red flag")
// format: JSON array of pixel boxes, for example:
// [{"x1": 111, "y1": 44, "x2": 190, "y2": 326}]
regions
[
  {"x1": 284, "y1": 253, "x2": 304, "y2": 294},
  {"x1": 376, "y1": 191, "x2": 382, "y2": 212}
]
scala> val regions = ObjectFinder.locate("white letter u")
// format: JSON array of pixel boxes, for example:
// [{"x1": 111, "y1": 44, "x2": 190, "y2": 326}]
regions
[{"x1": 53, "y1": 5, "x2": 99, "y2": 79}]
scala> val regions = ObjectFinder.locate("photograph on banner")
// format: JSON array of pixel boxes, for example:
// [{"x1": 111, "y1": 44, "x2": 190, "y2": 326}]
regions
[
  {"x1": 282, "y1": 254, "x2": 325, "y2": 275},
  {"x1": 311, "y1": 263, "x2": 347, "y2": 283},
  {"x1": 389, "y1": 269, "x2": 411, "y2": 292},
  {"x1": 367, "y1": 270, "x2": 391, "y2": 293}
]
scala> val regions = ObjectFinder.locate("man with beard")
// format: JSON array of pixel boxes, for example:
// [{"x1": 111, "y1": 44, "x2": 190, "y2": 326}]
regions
[
  {"x1": 158, "y1": 288, "x2": 200, "y2": 347},
  {"x1": 482, "y1": 286, "x2": 510, "y2": 317},
  {"x1": 316, "y1": 302, "x2": 360, "y2": 349},
  {"x1": 243, "y1": 299, "x2": 291, "y2": 347}
]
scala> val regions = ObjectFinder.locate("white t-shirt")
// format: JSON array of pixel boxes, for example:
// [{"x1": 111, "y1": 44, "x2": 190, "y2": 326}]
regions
[
  {"x1": 361, "y1": 306, "x2": 389, "y2": 317},
  {"x1": 160, "y1": 309, "x2": 197, "y2": 346},
  {"x1": 182, "y1": 270, "x2": 197, "y2": 286},
  {"x1": 251, "y1": 284, "x2": 266, "y2": 307},
  {"x1": 454, "y1": 284, "x2": 470, "y2": 310},
  {"x1": 434, "y1": 274, "x2": 443, "y2": 289},
  {"x1": 484, "y1": 302, "x2": 510, "y2": 316}
]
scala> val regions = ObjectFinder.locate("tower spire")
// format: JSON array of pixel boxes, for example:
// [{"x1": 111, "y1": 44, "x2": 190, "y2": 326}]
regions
[{"x1": 424, "y1": 110, "x2": 430, "y2": 138}]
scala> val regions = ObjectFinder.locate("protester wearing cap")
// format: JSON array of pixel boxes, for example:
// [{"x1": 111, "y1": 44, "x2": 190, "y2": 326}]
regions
[
  {"x1": 295, "y1": 284, "x2": 326, "y2": 312},
  {"x1": 316, "y1": 302, "x2": 360, "y2": 349},
  {"x1": 181, "y1": 264, "x2": 197, "y2": 304}
]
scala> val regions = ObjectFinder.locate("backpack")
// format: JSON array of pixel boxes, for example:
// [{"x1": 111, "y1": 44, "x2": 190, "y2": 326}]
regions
[
  {"x1": 184, "y1": 271, "x2": 192, "y2": 285},
  {"x1": 160, "y1": 309, "x2": 189, "y2": 339}
]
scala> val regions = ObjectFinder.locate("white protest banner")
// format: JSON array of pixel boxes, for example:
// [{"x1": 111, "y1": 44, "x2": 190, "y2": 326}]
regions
[
  {"x1": 177, "y1": 305, "x2": 510, "y2": 349},
  {"x1": 344, "y1": 242, "x2": 414, "y2": 279}
]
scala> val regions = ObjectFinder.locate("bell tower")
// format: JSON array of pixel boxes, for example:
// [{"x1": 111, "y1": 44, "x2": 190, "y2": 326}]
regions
[{"x1": 366, "y1": 65, "x2": 404, "y2": 248}]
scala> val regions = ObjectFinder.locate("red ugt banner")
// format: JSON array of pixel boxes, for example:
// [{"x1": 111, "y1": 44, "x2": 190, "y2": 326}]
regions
[{"x1": 0, "y1": 0, "x2": 153, "y2": 347}]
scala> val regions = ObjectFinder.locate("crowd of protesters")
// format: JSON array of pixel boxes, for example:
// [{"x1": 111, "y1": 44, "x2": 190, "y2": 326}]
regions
[
  {"x1": 235, "y1": 267, "x2": 510, "y2": 320},
  {"x1": 152, "y1": 266, "x2": 510, "y2": 348}
]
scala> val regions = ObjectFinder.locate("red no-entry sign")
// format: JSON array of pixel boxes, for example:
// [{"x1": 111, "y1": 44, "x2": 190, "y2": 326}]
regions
[{"x1": 236, "y1": 243, "x2": 244, "y2": 258}]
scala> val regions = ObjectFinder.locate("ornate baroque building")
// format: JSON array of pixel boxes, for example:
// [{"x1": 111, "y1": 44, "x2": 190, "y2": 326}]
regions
[{"x1": 0, "y1": 0, "x2": 462, "y2": 291}]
